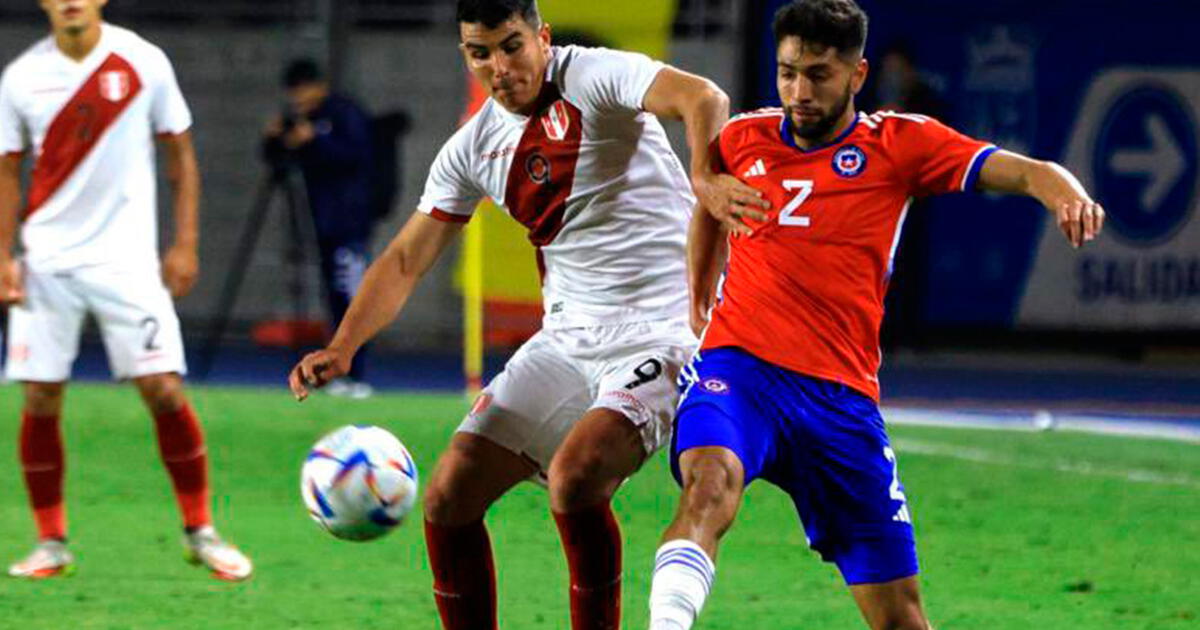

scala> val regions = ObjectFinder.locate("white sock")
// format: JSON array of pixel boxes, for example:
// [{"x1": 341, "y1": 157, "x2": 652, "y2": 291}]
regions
[{"x1": 649, "y1": 539, "x2": 715, "y2": 630}]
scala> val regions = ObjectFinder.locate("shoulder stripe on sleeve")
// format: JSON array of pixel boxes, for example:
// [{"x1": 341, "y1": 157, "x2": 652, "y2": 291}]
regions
[
  {"x1": 871, "y1": 110, "x2": 931, "y2": 124},
  {"x1": 961, "y1": 145, "x2": 999, "y2": 192}
]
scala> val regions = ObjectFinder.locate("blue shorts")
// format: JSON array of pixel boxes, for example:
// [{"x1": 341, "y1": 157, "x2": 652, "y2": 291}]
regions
[{"x1": 672, "y1": 347, "x2": 918, "y2": 585}]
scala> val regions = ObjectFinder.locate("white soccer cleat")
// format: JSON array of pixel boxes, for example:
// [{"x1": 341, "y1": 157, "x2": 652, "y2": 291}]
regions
[
  {"x1": 8, "y1": 539, "x2": 75, "y2": 579},
  {"x1": 184, "y1": 526, "x2": 252, "y2": 581}
]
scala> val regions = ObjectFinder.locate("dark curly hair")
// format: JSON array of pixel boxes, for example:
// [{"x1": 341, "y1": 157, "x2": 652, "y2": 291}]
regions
[{"x1": 773, "y1": 0, "x2": 868, "y2": 58}]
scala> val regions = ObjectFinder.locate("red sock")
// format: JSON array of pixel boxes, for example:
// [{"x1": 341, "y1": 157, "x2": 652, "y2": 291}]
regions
[
  {"x1": 424, "y1": 519, "x2": 498, "y2": 630},
  {"x1": 19, "y1": 412, "x2": 67, "y2": 541},
  {"x1": 152, "y1": 404, "x2": 211, "y2": 529},
  {"x1": 553, "y1": 503, "x2": 622, "y2": 630}
]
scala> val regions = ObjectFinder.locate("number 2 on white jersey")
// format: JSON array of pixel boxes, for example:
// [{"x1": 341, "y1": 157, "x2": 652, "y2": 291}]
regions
[{"x1": 779, "y1": 179, "x2": 814, "y2": 227}]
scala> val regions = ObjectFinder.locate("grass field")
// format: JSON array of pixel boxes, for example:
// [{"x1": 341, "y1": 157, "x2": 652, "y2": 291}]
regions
[{"x1": 1, "y1": 384, "x2": 1197, "y2": 629}]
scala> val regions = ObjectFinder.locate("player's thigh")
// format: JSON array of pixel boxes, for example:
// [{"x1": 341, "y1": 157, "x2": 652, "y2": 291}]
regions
[
  {"x1": 458, "y1": 330, "x2": 592, "y2": 482},
  {"x1": 4, "y1": 268, "x2": 86, "y2": 383},
  {"x1": 780, "y1": 382, "x2": 918, "y2": 586},
  {"x1": 671, "y1": 348, "x2": 775, "y2": 488},
  {"x1": 547, "y1": 406, "x2": 646, "y2": 508},
  {"x1": 849, "y1": 576, "x2": 929, "y2": 630},
  {"x1": 81, "y1": 267, "x2": 186, "y2": 380},
  {"x1": 424, "y1": 431, "x2": 541, "y2": 526},
  {"x1": 591, "y1": 319, "x2": 697, "y2": 459}
]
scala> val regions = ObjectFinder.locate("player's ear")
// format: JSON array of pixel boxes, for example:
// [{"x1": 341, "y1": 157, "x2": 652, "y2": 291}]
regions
[
  {"x1": 538, "y1": 21, "x2": 552, "y2": 52},
  {"x1": 851, "y1": 57, "x2": 869, "y2": 95}
]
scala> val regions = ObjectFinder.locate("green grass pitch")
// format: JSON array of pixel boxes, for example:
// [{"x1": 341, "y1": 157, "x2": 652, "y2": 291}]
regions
[{"x1": 1, "y1": 384, "x2": 1196, "y2": 628}]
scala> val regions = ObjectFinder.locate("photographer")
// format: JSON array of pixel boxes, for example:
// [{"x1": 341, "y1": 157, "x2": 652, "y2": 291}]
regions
[{"x1": 264, "y1": 58, "x2": 375, "y2": 398}]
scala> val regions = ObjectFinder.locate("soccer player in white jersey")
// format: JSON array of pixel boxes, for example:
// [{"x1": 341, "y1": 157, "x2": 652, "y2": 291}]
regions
[
  {"x1": 288, "y1": 0, "x2": 764, "y2": 627},
  {"x1": 0, "y1": 0, "x2": 251, "y2": 580}
]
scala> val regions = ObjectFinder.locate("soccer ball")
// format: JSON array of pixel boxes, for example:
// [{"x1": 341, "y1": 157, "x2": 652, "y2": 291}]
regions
[{"x1": 301, "y1": 425, "x2": 419, "y2": 541}]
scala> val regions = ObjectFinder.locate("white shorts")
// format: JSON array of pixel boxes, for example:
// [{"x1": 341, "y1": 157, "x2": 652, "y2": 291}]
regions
[
  {"x1": 459, "y1": 318, "x2": 697, "y2": 480},
  {"x1": 4, "y1": 264, "x2": 187, "y2": 382}
]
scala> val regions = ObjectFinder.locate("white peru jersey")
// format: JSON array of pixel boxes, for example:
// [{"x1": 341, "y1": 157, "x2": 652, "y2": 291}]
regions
[
  {"x1": 0, "y1": 23, "x2": 192, "y2": 272},
  {"x1": 418, "y1": 45, "x2": 695, "y2": 329}
]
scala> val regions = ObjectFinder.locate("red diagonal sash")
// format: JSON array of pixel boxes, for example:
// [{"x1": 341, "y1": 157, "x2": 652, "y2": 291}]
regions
[{"x1": 25, "y1": 53, "x2": 142, "y2": 217}]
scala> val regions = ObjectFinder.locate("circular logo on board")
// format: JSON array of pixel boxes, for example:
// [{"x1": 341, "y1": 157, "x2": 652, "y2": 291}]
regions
[
  {"x1": 1093, "y1": 84, "x2": 1197, "y2": 246},
  {"x1": 832, "y1": 144, "x2": 867, "y2": 178}
]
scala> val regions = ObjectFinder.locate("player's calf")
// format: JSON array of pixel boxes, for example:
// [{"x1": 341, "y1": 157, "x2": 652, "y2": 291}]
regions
[
  {"x1": 549, "y1": 410, "x2": 646, "y2": 630},
  {"x1": 648, "y1": 448, "x2": 743, "y2": 630},
  {"x1": 422, "y1": 432, "x2": 533, "y2": 630},
  {"x1": 664, "y1": 447, "x2": 745, "y2": 554}
]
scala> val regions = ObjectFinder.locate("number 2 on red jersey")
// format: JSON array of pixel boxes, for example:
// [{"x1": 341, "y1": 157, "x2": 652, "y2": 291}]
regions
[{"x1": 779, "y1": 179, "x2": 814, "y2": 227}]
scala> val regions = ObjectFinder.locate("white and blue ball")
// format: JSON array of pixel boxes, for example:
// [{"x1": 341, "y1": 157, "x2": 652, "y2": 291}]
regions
[{"x1": 301, "y1": 425, "x2": 419, "y2": 541}]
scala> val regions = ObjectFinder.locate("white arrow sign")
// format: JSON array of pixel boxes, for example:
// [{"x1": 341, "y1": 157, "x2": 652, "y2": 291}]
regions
[{"x1": 1108, "y1": 114, "x2": 1186, "y2": 212}]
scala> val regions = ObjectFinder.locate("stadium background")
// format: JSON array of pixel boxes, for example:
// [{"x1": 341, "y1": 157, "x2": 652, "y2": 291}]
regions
[{"x1": 0, "y1": 0, "x2": 1197, "y2": 628}]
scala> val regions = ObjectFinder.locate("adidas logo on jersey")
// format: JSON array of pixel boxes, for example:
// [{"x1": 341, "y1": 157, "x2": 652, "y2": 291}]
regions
[{"x1": 742, "y1": 158, "x2": 767, "y2": 178}]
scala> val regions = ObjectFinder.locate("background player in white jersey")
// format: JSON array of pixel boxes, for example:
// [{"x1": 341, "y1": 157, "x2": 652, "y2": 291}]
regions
[
  {"x1": 0, "y1": 0, "x2": 250, "y2": 580},
  {"x1": 288, "y1": 1, "x2": 764, "y2": 627}
]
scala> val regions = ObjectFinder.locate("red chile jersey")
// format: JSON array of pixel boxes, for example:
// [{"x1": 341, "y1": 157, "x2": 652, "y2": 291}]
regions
[{"x1": 702, "y1": 109, "x2": 997, "y2": 401}]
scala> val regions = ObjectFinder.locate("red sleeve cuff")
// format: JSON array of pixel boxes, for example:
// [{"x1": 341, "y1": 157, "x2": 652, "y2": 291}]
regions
[{"x1": 427, "y1": 207, "x2": 471, "y2": 224}]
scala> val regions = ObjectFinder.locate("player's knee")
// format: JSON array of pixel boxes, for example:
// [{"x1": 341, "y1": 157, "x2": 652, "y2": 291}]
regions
[
  {"x1": 869, "y1": 602, "x2": 929, "y2": 630},
  {"x1": 423, "y1": 452, "x2": 487, "y2": 525},
  {"x1": 23, "y1": 382, "x2": 66, "y2": 416},
  {"x1": 548, "y1": 449, "x2": 615, "y2": 512},
  {"x1": 135, "y1": 373, "x2": 186, "y2": 415},
  {"x1": 681, "y1": 457, "x2": 740, "y2": 522},
  {"x1": 422, "y1": 479, "x2": 461, "y2": 525}
]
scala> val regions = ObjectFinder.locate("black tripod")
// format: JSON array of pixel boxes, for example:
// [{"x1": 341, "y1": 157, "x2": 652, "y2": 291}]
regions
[{"x1": 194, "y1": 164, "x2": 319, "y2": 380}]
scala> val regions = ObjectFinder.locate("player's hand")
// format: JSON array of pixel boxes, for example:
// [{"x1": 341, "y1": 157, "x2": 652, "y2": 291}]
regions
[
  {"x1": 162, "y1": 244, "x2": 199, "y2": 298},
  {"x1": 693, "y1": 173, "x2": 771, "y2": 236},
  {"x1": 283, "y1": 120, "x2": 316, "y2": 150},
  {"x1": 1028, "y1": 161, "x2": 1105, "y2": 248},
  {"x1": 0, "y1": 258, "x2": 24, "y2": 306},
  {"x1": 1053, "y1": 198, "x2": 1106, "y2": 249},
  {"x1": 289, "y1": 347, "x2": 352, "y2": 401}
]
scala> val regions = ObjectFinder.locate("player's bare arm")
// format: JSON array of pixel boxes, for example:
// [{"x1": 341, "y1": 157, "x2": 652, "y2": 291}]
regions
[
  {"x1": 978, "y1": 150, "x2": 1105, "y2": 249},
  {"x1": 159, "y1": 130, "x2": 200, "y2": 298},
  {"x1": 687, "y1": 206, "x2": 728, "y2": 336},
  {"x1": 0, "y1": 153, "x2": 22, "y2": 305},
  {"x1": 642, "y1": 67, "x2": 769, "y2": 235},
  {"x1": 289, "y1": 212, "x2": 464, "y2": 400}
]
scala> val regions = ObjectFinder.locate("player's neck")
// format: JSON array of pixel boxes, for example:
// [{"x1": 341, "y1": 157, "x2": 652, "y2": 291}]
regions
[
  {"x1": 792, "y1": 105, "x2": 858, "y2": 151},
  {"x1": 54, "y1": 22, "x2": 102, "y2": 62}
]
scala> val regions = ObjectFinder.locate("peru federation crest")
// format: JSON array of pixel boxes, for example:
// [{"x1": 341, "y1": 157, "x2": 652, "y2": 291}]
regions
[
  {"x1": 98, "y1": 70, "x2": 130, "y2": 102},
  {"x1": 540, "y1": 100, "x2": 572, "y2": 142},
  {"x1": 832, "y1": 144, "x2": 867, "y2": 178}
]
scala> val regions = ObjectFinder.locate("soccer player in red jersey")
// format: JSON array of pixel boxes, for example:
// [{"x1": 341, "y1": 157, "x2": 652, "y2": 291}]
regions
[
  {"x1": 0, "y1": 0, "x2": 250, "y2": 580},
  {"x1": 646, "y1": 1, "x2": 1104, "y2": 628}
]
